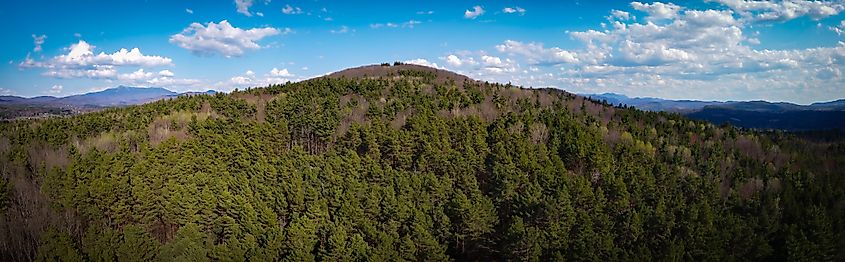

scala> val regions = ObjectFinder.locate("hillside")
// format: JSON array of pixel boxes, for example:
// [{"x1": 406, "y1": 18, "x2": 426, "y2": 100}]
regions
[{"x1": 0, "y1": 64, "x2": 843, "y2": 261}]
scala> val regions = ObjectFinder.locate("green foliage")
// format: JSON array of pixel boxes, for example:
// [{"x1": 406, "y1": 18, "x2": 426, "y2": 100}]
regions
[{"x1": 36, "y1": 227, "x2": 83, "y2": 262}]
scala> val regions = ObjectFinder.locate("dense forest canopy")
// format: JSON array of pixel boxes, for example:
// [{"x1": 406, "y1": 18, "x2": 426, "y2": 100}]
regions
[{"x1": 0, "y1": 64, "x2": 843, "y2": 261}]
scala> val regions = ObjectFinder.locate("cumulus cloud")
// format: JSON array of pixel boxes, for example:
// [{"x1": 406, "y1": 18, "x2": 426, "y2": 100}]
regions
[
  {"x1": 226, "y1": 68, "x2": 296, "y2": 88},
  {"x1": 330, "y1": 26, "x2": 352, "y2": 34},
  {"x1": 370, "y1": 20, "x2": 421, "y2": 29},
  {"x1": 50, "y1": 40, "x2": 173, "y2": 67},
  {"x1": 170, "y1": 20, "x2": 281, "y2": 57},
  {"x1": 118, "y1": 68, "x2": 154, "y2": 81},
  {"x1": 437, "y1": 52, "x2": 517, "y2": 77},
  {"x1": 404, "y1": 58, "x2": 444, "y2": 69},
  {"x1": 503, "y1": 6, "x2": 526, "y2": 15},
  {"x1": 235, "y1": 0, "x2": 254, "y2": 16},
  {"x1": 282, "y1": 4, "x2": 302, "y2": 14},
  {"x1": 445, "y1": 54, "x2": 478, "y2": 67},
  {"x1": 708, "y1": 0, "x2": 845, "y2": 22},
  {"x1": 21, "y1": 40, "x2": 172, "y2": 80},
  {"x1": 465, "y1": 6, "x2": 485, "y2": 19},
  {"x1": 610, "y1": 10, "x2": 633, "y2": 21},
  {"x1": 270, "y1": 67, "x2": 294, "y2": 77},
  {"x1": 631, "y1": 1, "x2": 683, "y2": 20},
  {"x1": 0, "y1": 88, "x2": 14, "y2": 96},
  {"x1": 48, "y1": 85, "x2": 63, "y2": 94},
  {"x1": 115, "y1": 68, "x2": 201, "y2": 88},
  {"x1": 479, "y1": 55, "x2": 518, "y2": 74},
  {"x1": 43, "y1": 65, "x2": 118, "y2": 79},
  {"x1": 32, "y1": 34, "x2": 46, "y2": 52},
  {"x1": 446, "y1": 55, "x2": 464, "y2": 66},
  {"x1": 830, "y1": 20, "x2": 845, "y2": 35},
  {"x1": 17, "y1": 40, "x2": 201, "y2": 90},
  {"x1": 496, "y1": 40, "x2": 579, "y2": 65},
  {"x1": 145, "y1": 77, "x2": 202, "y2": 88},
  {"x1": 186, "y1": 8, "x2": 193, "y2": 14}
]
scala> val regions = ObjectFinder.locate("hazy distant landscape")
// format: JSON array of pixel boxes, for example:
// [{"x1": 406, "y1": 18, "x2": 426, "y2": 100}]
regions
[
  {"x1": 587, "y1": 93, "x2": 845, "y2": 131},
  {"x1": 1, "y1": 1, "x2": 844, "y2": 261}
]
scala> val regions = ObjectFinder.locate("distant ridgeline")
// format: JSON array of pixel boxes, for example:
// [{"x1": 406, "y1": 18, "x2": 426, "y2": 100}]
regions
[
  {"x1": 1, "y1": 64, "x2": 843, "y2": 261},
  {"x1": 0, "y1": 86, "x2": 216, "y2": 120},
  {"x1": 587, "y1": 93, "x2": 845, "y2": 131}
]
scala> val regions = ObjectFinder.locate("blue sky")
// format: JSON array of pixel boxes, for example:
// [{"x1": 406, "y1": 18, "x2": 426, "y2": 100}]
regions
[{"x1": 2, "y1": 0, "x2": 845, "y2": 104}]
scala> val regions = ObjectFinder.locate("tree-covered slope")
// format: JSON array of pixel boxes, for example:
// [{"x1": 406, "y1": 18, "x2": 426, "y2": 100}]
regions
[{"x1": 0, "y1": 64, "x2": 843, "y2": 261}]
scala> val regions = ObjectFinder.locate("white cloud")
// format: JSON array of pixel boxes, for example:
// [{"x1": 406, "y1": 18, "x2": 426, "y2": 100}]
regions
[
  {"x1": 503, "y1": 6, "x2": 526, "y2": 15},
  {"x1": 465, "y1": 6, "x2": 485, "y2": 19},
  {"x1": 256, "y1": 12, "x2": 264, "y2": 17},
  {"x1": 446, "y1": 54, "x2": 463, "y2": 66},
  {"x1": 631, "y1": 2, "x2": 683, "y2": 20},
  {"x1": 170, "y1": 20, "x2": 281, "y2": 57},
  {"x1": 270, "y1": 67, "x2": 294, "y2": 77},
  {"x1": 830, "y1": 20, "x2": 845, "y2": 35},
  {"x1": 417, "y1": 10, "x2": 434, "y2": 15},
  {"x1": 114, "y1": 68, "x2": 201, "y2": 88},
  {"x1": 17, "y1": 40, "x2": 202, "y2": 91},
  {"x1": 48, "y1": 40, "x2": 173, "y2": 67},
  {"x1": 226, "y1": 68, "x2": 296, "y2": 88},
  {"x1": 32, "y1": 34, "x2": 46, "y2": 52},
  {"x1": 282, "y1": 4, "x2": 302, "y2": 14},
  {"x1": 370, "y1": 20, "x2": 421, "y2": 29},
  {"x1": 0, "y1": 88, "x2": 13, "y2": 96},
  {"x1": 186, "y1": 8, "x2": 193, "y2": 14},
  {"x1": 230, "y1": 74, "x2": 253, "y2": 85},
  {"x1": 479, "y1": 55, "x2": 517, "y2": 74},
  {"x1": 17, "y1": 41, "x2": 202, "y2": 91},
  {"x1": 610, "y1": 10, "x2": 632, "y2": 21},
  {"x1": 145, "y1": 77, "x2": 202, "y2": 88},
  {"x1": 21, "y1": 40, "x2": 172, "y2": 80},
  {"x1": 118, "y1": 68, "x2": 153, "y2": 81},
  {"x1": 481, "y1": 55, "x2": 504, "y2": 67},
  {"x1": 405, "y1": 20, "x2": 421, "y2": 28},
  {"x1": 370, "y1": 23, "x2": 396, "y2": 29},
  {"x1": 159, "y1": 69, "x2": 174, "y2": 77},
  {"x1": 330, "y1": 25, "x2": 352, "y2": 34},
  {"x1": 708, "y1": 0, "x2": 845, "y2": 22},
  {"x1": 235, "y1": 0, "x2": 254, "y2": 16},
  {"x1": 48, "y1": 85, "x2": 63, "y2": 94},
  {"x1": 496, "y1": 40, "x2": 579, "y2": 65},
  {"x1": 43, "y1": 65, "x2": 117, "y2": 79},
  {"x1": 404, "y1": 58, "x2": 444, "y2": 69},
  {"x1": 441, "y1": 53, "x2": 479, "y2": 68}
]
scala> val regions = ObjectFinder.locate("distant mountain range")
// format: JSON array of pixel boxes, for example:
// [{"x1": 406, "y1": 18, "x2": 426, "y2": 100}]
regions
[
  {"x1": 586, "y1": 93, "x2": 845, "y2": 131},
  {"x1": 0, "y1": 86, "x2": 216, "y2": 119}
]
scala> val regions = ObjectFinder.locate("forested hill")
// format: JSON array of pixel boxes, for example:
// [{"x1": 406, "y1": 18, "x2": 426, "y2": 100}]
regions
[{"x1": 1, "y1": 63, "x2": 843, "y2": 261}]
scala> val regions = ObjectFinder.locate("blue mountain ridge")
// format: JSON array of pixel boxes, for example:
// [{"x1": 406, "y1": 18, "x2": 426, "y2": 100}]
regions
[
  {"x1": 0, "y1": 86, "x2": 217, "y2": 108},
  {"x1": 585, "y1": 93, "x2": 845, "y2": 131}
]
